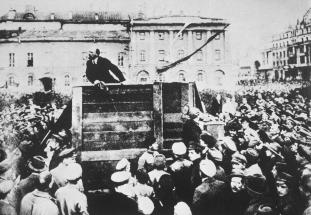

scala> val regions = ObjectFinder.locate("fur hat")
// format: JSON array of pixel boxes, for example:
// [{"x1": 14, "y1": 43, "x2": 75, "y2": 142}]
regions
[{"x1": 200, "y1": 132, "x2": 217, "y2": 148}]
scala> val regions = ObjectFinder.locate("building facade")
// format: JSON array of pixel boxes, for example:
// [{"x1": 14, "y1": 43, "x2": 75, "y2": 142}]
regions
[
  {"x1": 260, "y1": 8, "x2": 311, "y2": 81},
  {"x1": 0, "y1": 8, "x2": 231, "y2": 94}
]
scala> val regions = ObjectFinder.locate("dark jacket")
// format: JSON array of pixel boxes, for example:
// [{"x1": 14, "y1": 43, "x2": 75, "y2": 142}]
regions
[
  {"x1": 192, "y1": 177, "x2": 226, "y2": 215},
  {"x1": 182, "y1": 119, "x2": 202, "y2": 147},
  {"x1": 224, "y1": 185, "x2": 249, "y2": 215},
  {"x1": 86, "y1": 56, "x2": 125, "y2": 84},
  {"x1": 209, "y1": 98, "x2": 222, "y2": 116}
]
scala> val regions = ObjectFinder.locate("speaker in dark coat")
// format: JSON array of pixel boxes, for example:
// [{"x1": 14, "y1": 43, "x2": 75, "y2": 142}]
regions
[{"x1": 86, "y1": 56, "x2": 126, "y2": 84}]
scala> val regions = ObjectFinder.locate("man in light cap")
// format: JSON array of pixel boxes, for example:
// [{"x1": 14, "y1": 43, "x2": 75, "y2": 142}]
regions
[
  {"x1": 192, "y1": 159, "x2": 226, "y2": 215},
  {"x1": 55, "y1": 163, "x2": 88, "y2": 215},
  {"x1": 85, "y1": 46, "x2": 125, "y2": 87},
  {"x1": 111, "y1": 171, "x2": 135, "y2": 199},
  {"x1": 169, "y1": 142, "x2": 193, "y2": 204}
]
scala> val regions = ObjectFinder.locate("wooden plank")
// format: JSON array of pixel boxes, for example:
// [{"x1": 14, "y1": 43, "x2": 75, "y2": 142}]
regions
[
  {"x1": 81, "y1": 148, "x2": 147, "y2": 161},
  {"x1": 164, "y1": 113, "x2": 183, "y2": 123},
  {"x1": 83, "y1": 111, "x2": 153, "y2": 122},
  {"x1": 83, "y1": 85, "x2": 153, "y2": 96},
  {"x1": 83, "y1": 101, "x2": 153, "y2": 113},
  {"x1": 83, "y1": 121, "x2": 153, "y2": 132},
  {"x1": 82, "y1": 131, "x2": 152, "y2": 142},
  {"x1": 153, "y1": 82, "x2": 164, "y2": 149},
  {"x1": 82, "y1": 92, "x2": 153, "y2": 103},
  {"x1": 82, "y1": 139, "x2": 148, "y2": 151},
  {"x1": 72, "y1": 87, "x2": 83, "y2": 151}
]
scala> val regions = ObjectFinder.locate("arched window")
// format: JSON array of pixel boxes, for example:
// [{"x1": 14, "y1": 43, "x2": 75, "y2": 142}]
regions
[
  {"x1": 178, "y1": 49, "x2": 184, "y2": 59},
  {"x1": 137, "y1": 71, "x2": 149, "y2": 83},
  {"x1": 197, "y1": 71, "x2": 204, "y2": 82},
  {"x1": 178, "y1": 71, "x2": 186, "y2": 82},
  {"x1": 27, "y1": 74, "x2": 34, "y2": 86},
  {"x1": 65, "y1": 74, "x2": 70, "y2": 86}
]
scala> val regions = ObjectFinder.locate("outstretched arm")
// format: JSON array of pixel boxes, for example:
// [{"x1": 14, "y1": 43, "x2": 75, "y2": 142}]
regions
[{"x1": 108, "y1": 61, "x2": 126, "y2": 83}]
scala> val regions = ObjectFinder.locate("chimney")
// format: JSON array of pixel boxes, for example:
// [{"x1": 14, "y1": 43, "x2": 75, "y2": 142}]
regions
[
  {"x1": 8, "y1": 8, "x2": 16, "y2": 19},
  {"x1": 138, "y1": 10, "x2": 145, "y2": 19}
]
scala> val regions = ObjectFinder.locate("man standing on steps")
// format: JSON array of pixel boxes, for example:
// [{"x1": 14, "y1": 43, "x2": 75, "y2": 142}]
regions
[{"x1": 85, "y1": 47, "x2": 126, "y2": 90}]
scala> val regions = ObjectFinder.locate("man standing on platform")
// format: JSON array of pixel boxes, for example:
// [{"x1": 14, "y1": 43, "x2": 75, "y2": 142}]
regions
[{"x1": 85, "y1": 47, "x2": 126, "y2": 90}]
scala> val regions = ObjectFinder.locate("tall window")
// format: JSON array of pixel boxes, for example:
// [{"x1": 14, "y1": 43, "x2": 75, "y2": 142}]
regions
[
  {"x1": 65, "y1": 74, "x2": 70, "y2": 86},
  {"x1": 118, "y1": 52, "x2": 124, "y2": 66},
  {"x1": 158, "y1": 32, "x2": 164, "y2": 40},
  {"x1": 197, "y1": 71, "x2": 204, "y2": 82},
  {"x1": 178, "y1": 49, "x2": 184, "y2": 59},
  {"x1": 215, "y1": 50, "x2": 221, "y2": 61},
  {"x1": 158, "y1": 50, "x2": 165, "y2": 62},
  {"x1": 300, "y1": 56, "x2": 305, "y2": 64},
  {"x1": 140, "y1": 50, "x2": 146, "y2": 61},
  {"x1": 178, "y1": 71, "x2": 186, "y2": 82},
  {"x1": 27, "y1": 53, "x2": 33, "y2": 67},
  {"x1": 139, "y1": 32, "x2": 145, "y2": 40},
  {"x1": 197, "y1": 50, "x2": 203, "y2": 61},
  {"x1": 27, "y1": 74, "x2": 33, "y2": 86},
  {"x1": 196, "y1": 32, "x2": 202, "y2": 40},
  {"x1": 9, "y1": 53, "x2": 15, "y2": 67},
  {"x1": 158, "y1": 73, "x2": 165, "y2": 82}
]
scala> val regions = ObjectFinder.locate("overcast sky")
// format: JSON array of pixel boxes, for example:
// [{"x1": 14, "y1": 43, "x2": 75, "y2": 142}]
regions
[{"x1": 1, "y1": 0, "x2": 310, "y2": 64}]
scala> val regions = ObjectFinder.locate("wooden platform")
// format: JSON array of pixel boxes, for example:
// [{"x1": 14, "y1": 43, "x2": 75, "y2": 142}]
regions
[{"x1": 71, "y1": 82, "x2": 220, "y2": 190}]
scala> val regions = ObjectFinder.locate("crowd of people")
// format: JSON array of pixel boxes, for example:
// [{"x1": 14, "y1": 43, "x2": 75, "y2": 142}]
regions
[{"x1": 1, "y1": 83, "x2": 311, "y2": 215}]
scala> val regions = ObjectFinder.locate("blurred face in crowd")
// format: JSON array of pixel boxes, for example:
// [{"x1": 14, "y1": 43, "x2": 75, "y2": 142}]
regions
[
  {"x1": 188, "y1": 149, "x2": 201, "y2": 161},
  {"x1": 230, "y1": 176, "x2": 244, "y2": 193},
  {"x1": 276, "y1": 180, "x2": 289, "y2": 197},
  {"x1": 44, "y1": 138, "x2": 60, "y2": 156},
  {"x1": 241, "y1": 121, "x2": 249, "y2": 130},
  {"x1": 280, "y1": 114, "x2": 287, "y2": 121},
  {"x1": 258, "y1": 93, "x2": 262, "y2": 99},
  {"x1": 150, "y1": 142, "x2": 159, "y2": 152},
  {"x1": 232, "y1": 162, "x2": 245, "y2": 170},
  {"x1": 242, "y1": 98, "x2": 248, "y2": 104},
  {"x1": 229, "y1": 129, "x2": 237, "y2": 137},
  {"x1": 290, "y1": 142, "x2": 298, "y2": 153},
  {"x1": 88, "y1": 50, "x2": 97, "y2": 60}
]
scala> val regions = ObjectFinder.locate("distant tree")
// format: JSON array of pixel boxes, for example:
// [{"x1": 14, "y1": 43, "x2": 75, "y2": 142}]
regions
[{"x1": 254, "y1": 60, "x2": 261, "y2": 70}]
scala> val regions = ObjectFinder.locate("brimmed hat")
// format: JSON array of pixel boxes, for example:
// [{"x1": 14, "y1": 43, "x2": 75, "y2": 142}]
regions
[
  {"x1": 199, "y1": 159, "x2": 216, "y2": 178},
  {"x1": 116, "y1": 158, "x2": 130, "y2": 171},
  {"x1": 256, "y1": 204, "x2": 276, "y2": 215},
  {"x1": 230, "y1": 168, "x2": 245, "y2": 178},
  {"x1": 58, "y1": 147, "x2": 76, "y2": 159},
  {"x1": 111, "y1": 171, "x2": 131, "y2": 184},
  {"x1": 174, "y1": 202, "x2": 192, "y2": 215},
  {"x1": 231, "y1": 153, "x2": 247, "y2": 165},
  {"x1": 27, "y1": 156, "x2": 47, "y2": 173},
  {"x1": 245, "y1": 174, "x2": 266, "y2": 197},
  {"x1": 222, "y1": 137, "x2": 237, "y2": 152},
  {"x1": 137, "y1": 197, "x2": 154, "y2": 215},
  {"x1": 208, "y1": 148, "x2": 223, "y2": 162},
  {"x1": 276, "y1": 171, "x2": 295, "y2": 186},
  {"x1": 172, "y1": 142, "x2": 187, "y2": 155},
  {"x1": 200, "y1": 132, "x2": 217, "y2": 148},
  {"x1": 66, "y1": 163, "x2": 83, "y2": 181}
]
